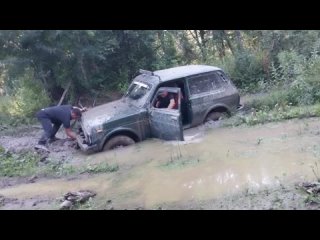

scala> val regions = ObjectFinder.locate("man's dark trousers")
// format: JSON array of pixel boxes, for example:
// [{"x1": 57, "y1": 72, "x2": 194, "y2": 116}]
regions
[{"x1": 36, "y1": 110, "x2": 61, "y2": 145}]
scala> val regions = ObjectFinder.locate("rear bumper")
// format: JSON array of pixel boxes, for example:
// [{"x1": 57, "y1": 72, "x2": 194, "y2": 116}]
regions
[{"x1": 237, "y1": 104, "x2": 244, "y2": 111}]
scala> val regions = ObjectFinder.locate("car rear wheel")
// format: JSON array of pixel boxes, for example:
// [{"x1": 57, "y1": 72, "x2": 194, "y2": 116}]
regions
[
  {"x1": 205, "y1": 111, "x2": 227, "y2": 122},
  {"x1": 103, "y1": 135, "x2": 135, "y2": 151}
]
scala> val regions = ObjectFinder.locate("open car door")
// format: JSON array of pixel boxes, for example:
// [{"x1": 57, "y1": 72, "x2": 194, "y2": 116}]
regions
[{"x1": 149, "y1": 87, "x2": 184, "y2": 141}]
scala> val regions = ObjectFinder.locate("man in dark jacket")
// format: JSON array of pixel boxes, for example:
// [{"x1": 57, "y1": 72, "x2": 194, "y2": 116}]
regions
[
  {"x1": 155, "y1": 90, "x2": 176, "y2": 109},
  {"x1": 35, "y1": 105, "x2": 86, "y2": 149}
]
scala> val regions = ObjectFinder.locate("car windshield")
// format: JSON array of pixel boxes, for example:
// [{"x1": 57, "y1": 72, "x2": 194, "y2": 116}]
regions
[
  {"x1": 125, "y1": 81, "x2": 151, "y2": 107},
  {"x1": 127, "y1": 81, "x2": 150, "y2": 99}
]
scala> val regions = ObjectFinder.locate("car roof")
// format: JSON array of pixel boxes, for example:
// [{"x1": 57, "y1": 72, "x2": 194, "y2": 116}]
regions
[{"x1": 153, "y1": 65, "x2": 221, "y2": 81}]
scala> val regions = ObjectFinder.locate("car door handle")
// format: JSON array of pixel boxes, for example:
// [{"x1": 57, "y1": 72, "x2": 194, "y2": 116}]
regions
[{"x1": 171, "y1": 116, "x2": 178, "y2": 120}]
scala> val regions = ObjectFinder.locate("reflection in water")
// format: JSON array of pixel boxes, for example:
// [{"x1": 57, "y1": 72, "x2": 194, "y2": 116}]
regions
[
  {"x1": 246, "y1": 174, "x2": 261, "y2": 188},
  {"x1": 1, "y1": 118, "x2": 320, "y2": 208},
  {"x1": 216, "y1": 170, "x2": 236, "y2": 184}
]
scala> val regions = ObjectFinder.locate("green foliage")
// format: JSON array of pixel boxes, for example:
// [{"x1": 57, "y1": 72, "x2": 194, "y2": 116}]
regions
[
  {"x1": 117, "y1": 81, "x2": 129, "y2": 94},
  {"x1": 230, "y1": 50, "x2": 267, "y2": 92},
  {"x1": 116, "y1": 69, "x2": 130, "y2": 94},
  {"x1": 0, "y1": 30, "x2": 160, "y2": 104},
  {"x1": 81, "y1": 163, "x2": 119, "y2": 174},
  {"x1": 246, "y1": 90, "x2": 290, "y2": 111},
  {"x1": 0, "y1": 96, "x2": 12, "y2": 124},
  {"x1": 0, "y1": 151, "x2": 40, "y2": 177},
  {"x1": 210, "y1": 50, "x2": 267, "y2": 93},
  {"x1": 154, "y1": 31, "x2": 183, "y2": 69},
  {"x1": 2, "y1": 30, "x2": 320, "y2": 106},
  {"x1": 6, "y1": 70, "x2": 51, "y2": 120},
  {"x1": 271, "y1": 50, "x2": 306, "y2": 86},
  {"x1": 301, "y1": 56, "x2": 320, "y2": 104},
  {"x1": 40, "y1": 160, "x2": 118, "y2": 177},
  {"x1": 224, "y1": 104, "x2": 320, "y2": 127},
  {"x1": 37, "y1": 159, "x2": 119, "y2": 177},
  {"x1": 270, "y1": 50, "x2": 320, "y2": 106},
  {"x1": 0, "y1": 148, "x2": 119, "y2": 178},
  {"x1": 160, "y1": 156, "x2": 200, "y2": 170},
  {"x1": 209, "y1": 54, "x2": 235, "y2": 78},
  {"x1": 41, "y1": 161, "x2": 118, "y2": 178},
  {"x1": 159, "y1": 144, "x2": 200, "y2": 170},
  {"x1": 41, "y1": 161, "x2": 78, "y2": 177}
]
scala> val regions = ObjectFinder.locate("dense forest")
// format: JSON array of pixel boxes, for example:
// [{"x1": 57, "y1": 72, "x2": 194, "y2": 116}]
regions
[{"x1": 1, "y1": 30, "x2": 320, "y2": 123}]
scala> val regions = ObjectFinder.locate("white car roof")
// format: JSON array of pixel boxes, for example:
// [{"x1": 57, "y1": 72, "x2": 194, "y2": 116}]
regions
[{"x1": 153, "y1": 65, "x2": 221, "y2": 81}]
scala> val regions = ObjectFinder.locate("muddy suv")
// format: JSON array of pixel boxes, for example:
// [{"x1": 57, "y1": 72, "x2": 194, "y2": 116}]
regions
[{"x1": 77, "y1": 65, "x2": 241, "y2": 152}]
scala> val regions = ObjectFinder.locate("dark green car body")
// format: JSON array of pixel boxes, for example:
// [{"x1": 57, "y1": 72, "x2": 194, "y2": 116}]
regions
[{"x1": 77, "y1": 65, "x2": 240, "y2": 152}]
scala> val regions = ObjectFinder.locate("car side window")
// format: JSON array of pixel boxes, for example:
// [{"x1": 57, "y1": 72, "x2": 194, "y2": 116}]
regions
[
  {"x1": 210, "y1": 72, "x2": 223, "y2": 90},
  {"x1": 188, "y1": 72, "x2": 224, "y2": 95},
  {"x1": 188, "y1": 75, "x2": 212, "y2": 95}
]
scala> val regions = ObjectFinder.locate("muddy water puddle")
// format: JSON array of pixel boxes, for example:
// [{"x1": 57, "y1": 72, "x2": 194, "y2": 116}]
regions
[{"x1": 1, "y1": 118, "x2": 320, "y2": 209}]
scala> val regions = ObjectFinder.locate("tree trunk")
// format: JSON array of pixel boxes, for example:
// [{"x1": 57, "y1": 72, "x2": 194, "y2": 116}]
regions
[
  {"x1": 157, "y1": 30, "x2": 166, "y2": 54},
  {"x1": 235, "y1": 30, "x2": 243, "y2": 51},
  {"x1": 57, "y1": 80, "x2": 72, "y2": 106},
  {"x1": 211, "y1": 30, "x2": 226, "y2": 60},
  {"x1": 215, "y1": 30, "x2": 226, "y2": 60},
  {"x1": 189, "y1": 30, "x2": 207, "y2": 62},
  {"x1": 223, "y1": 30, "x2": 235, "y2": 55},
  {"x1": 79, "y1": 54, "x2": 88, "y2": 82}
]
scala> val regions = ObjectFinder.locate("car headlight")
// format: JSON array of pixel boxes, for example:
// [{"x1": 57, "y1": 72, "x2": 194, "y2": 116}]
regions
[{"x1": 96, "y1": 128, "x2": 103, "y2": 133}]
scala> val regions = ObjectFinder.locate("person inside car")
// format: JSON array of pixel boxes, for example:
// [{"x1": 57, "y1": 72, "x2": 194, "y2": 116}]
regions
[{"x1": 155, "y1": 90, "x2": 176, "y2": 109}]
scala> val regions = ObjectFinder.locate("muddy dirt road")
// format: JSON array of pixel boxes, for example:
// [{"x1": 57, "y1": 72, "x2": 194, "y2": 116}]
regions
[{"x1": 1, "y1": 118, "x2": 320, "y2": 209}]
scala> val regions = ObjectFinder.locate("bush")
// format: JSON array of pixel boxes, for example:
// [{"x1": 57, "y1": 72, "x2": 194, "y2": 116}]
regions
[
  {"x1": 6, "y1": 71, "x2": 51, "y2": 119},
  {"x1": 209, "y1": 50, "x2": 267, "y2": 93},
  {"x1": 0, "y1": 96, "x2": 12, "y2": 124},
  {"x1": 245, "y1": 90, "x2": 290, "y2": 112},
  {"x1": 230, "y1": 51, "x2": 267, "y2": 92},
  {"x1": 208, "y1": 54, "x2": 235, "y2": 79},
  {"x1": 270, "y1": 50, "x2": 320, "y2": 106},
  {"x1": 224, "y1": 104, "x2": 320, "y2": 127},
  {"x1": 275, "y1": 51, "x2": 306, "y2": 85},
  {"x1": 0, "y1": 151, "x2": 40, "y2": 177}
]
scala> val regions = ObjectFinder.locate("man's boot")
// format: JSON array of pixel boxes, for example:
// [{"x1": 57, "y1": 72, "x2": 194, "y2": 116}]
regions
[{"x1": 48, "y1": 136, "x2": 61, "y2": 143}]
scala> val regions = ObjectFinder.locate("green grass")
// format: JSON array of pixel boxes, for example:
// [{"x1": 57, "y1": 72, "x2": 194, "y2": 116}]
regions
[
  {"x1": 159, "y1": 156, "x2": 200, "y2": 170},
  {"x1": 80, "y1": 163, "x2": 119, "y2": 174},
  {"x1": 310, "y1": 159, "x2": 320, "y2": 182},
  {"x1": 231, "y1": 80, "x2": 320, "y2": 127},
  {"x1": 39, "y1": 161, "x2": 119, "y2": 178},
  {"x1": 224, "y1": 104, "x2": 320, "y2": 127},
  {"x1": 245, "y1": 90, "x2": 289, "y2": 112},
  {"x1": 0, "y1": 96, "x2": 12, "y2": 126},
  {"x1": 0, "y1": 151, "x2": 40, "y2": 177},
  {"x1": 0, "y1": 149, "x2": 119, "y2": 178}
]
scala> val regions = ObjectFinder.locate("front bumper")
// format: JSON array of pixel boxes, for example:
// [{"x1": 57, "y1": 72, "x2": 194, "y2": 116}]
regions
[{"x1": 76, "y1": 135, "x2": 98, "y2": 152}]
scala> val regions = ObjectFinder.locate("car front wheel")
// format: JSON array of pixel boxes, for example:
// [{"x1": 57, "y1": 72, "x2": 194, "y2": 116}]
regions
[{"x1": 103, "y1": 135, "x2": 135, "y2": 151}]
